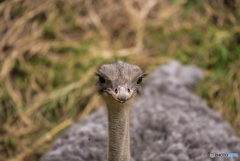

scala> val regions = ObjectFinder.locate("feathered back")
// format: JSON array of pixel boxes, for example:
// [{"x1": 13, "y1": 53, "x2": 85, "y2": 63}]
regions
[
  {"x1": 42, "y1": 61, "x2": 240, "y2": 161},
  {"x1": 144, "y1": 61, "x2": 203, "y2": 95}
]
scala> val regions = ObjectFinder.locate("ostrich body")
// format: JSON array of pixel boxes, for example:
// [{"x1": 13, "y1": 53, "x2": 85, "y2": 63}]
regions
[{"x1": 42, "y1": 61, "x2": 240, "y2": 161}]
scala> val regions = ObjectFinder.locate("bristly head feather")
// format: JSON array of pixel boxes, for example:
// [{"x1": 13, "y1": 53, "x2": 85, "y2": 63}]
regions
[{"x1": 95, "y1": 61, "x2": 147, "y2": 102}]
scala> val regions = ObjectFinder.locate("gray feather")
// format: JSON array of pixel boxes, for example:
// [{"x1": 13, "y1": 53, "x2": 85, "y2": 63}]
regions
[{"x1": 42, "y1": 61, "x2": 240, "y2": 161}]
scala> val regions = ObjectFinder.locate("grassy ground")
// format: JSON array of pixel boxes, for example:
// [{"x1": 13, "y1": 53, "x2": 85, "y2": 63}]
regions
[{"x1": 0, "y1": 0, "x2": 239, "y2": 160}]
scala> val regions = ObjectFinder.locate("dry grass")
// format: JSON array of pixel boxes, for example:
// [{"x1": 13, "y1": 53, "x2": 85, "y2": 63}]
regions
[{"x1": 0, "y1": 0, "x2": 239, "y2": 160}]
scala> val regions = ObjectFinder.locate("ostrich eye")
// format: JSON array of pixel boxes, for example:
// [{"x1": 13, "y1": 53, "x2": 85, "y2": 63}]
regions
[
  {"x1": 137, "y1": 77, "x2": 142, "y2": 84},
  {"x1": 99, "y1": 76, "x2": 106, "y2": 83}
]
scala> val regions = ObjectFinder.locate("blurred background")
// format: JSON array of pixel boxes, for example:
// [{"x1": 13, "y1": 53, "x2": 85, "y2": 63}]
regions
[{"x1": 0, "y1": 0, "x2": 239, "y2": 160}]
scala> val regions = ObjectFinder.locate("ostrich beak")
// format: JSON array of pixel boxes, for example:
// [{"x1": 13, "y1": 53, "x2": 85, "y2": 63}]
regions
[
  {"x1": 104, "y1": 86, "x2": 135, "y2": 103},
  {"x1": 113, "y1": 86, "x2": 134, "y2": 103}
]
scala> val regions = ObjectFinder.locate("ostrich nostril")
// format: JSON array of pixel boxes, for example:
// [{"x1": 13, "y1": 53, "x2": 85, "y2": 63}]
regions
[
  {"x1": 128, "y1": 88, "x2": 130, "y2": 93},
  {"x1": 115, "y1": 89, "x2": 118, "y2": 93}
]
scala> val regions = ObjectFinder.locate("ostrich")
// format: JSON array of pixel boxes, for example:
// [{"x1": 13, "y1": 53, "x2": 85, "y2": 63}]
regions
[{"x1": 42, "y1": 61, "x2": 240, "y2": 161}]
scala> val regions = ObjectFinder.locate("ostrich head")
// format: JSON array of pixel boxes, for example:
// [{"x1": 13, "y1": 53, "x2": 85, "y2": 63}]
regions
[
  {"x1": 96, "y1": 61, "x2": 146, "y2": 160},
  {"x1": 95, "y1": 61, "x2": 146, "y2": 161},
  {"x1": 96, "y1": 61, "x2": 146, "y2": 104}
]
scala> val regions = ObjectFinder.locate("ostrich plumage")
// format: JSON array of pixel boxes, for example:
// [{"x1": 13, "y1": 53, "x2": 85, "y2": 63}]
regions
[{"x1": 42, "y1": 61, "x2": 240, "y2": 161}]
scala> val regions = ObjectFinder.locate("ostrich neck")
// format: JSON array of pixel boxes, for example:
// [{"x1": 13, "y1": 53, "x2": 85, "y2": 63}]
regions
[{"x1": 106, "y1": 101, "x2": 132, "y2": 161}]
